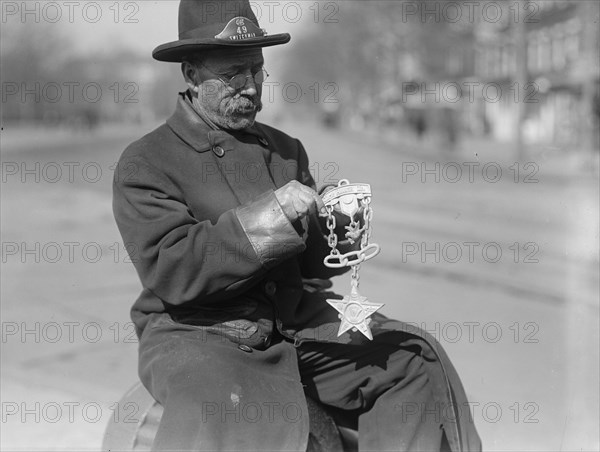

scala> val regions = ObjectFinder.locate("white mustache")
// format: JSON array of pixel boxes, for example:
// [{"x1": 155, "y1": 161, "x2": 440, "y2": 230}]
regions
[{"x1": 226, "y1": 96, "x2": 262, "y2": 114}]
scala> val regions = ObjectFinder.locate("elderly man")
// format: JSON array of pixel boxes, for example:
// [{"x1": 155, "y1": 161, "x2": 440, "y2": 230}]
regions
[{"x1": 112, "y1": 1, "x2": 481, "y2": 451}]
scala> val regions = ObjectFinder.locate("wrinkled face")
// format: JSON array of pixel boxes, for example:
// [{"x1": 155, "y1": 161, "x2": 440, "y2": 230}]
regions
[{"x1": 183, "y1": 48, "x2": 264, "y2": 130}]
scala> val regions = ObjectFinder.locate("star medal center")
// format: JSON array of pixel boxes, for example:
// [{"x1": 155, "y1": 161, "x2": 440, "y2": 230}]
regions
[{"x1": 327, "y1": 289, "x2": 383, "y2": 340}]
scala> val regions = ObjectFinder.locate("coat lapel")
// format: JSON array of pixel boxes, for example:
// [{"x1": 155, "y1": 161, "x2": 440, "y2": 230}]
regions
[
  {"x1": 208, "y1": 130, "x2": 276, "y2": 205},
  {"x1": 267, "y1": 150, "x2": 296, "y2": 188}
]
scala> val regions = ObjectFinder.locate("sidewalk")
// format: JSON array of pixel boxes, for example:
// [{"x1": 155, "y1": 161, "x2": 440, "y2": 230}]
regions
[{"x1": 0, "y1": 122, "x2": 156, "y2": 155}]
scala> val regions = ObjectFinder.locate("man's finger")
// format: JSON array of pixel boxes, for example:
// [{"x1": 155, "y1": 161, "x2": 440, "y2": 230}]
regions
[
  {"x1": 313, "y1": 192, "x2": 326, "y2": 213},
  {"x1": 304, "y1": 190, "x2": 326, "y2": 215},
  {"x1": 297, "y1": 191, "x2": 316, "y2": 215}
]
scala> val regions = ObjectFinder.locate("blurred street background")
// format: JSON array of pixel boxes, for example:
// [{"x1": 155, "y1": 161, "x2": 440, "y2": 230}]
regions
[{"x1": 1, "y1": 1, "x2": 599, "y2": 450}]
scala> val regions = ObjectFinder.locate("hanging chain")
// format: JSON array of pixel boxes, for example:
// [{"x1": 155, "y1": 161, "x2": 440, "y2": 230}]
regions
[
  {"x1": 361, "y1": 197, "x2": 373, "y2": 249},
  {"x1": 326, "y1": 205, "x2": 338, "y2": 255}
]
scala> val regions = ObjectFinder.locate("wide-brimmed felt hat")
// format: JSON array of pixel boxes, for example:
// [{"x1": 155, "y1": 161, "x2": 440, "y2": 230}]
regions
[{"x1": 153, "y1": 0, "x2": 291, "y2": 62}]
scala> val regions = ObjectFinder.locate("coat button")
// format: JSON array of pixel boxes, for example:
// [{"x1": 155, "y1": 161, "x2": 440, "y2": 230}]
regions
[
  {"x1": 238, "y1": 344, "x2": 253, "y2": 353},
  {"x1": 264, "y1": 281, "x2": 277, "y2": 296},
  {"x1": 212, "y1": 145, "x2": 225, "y2": 157},
  {"x1": 258, "y1": 137, "x2": 269, "y2": 147}
]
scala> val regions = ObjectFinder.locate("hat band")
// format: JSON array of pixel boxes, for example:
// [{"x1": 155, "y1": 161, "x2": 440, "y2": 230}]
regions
[{"x1": 180, "y1": 16, "x2": 265, "y2": 41}]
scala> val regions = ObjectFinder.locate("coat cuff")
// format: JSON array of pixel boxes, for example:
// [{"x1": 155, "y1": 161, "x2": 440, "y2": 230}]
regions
[{"x1": 235, "y1": 190, "x2": 306, "y2": 268}]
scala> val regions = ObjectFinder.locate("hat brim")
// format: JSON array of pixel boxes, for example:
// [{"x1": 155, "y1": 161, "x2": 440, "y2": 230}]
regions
[{"x1": 152, "y1": 33, "x2": 291, "y2": 62}]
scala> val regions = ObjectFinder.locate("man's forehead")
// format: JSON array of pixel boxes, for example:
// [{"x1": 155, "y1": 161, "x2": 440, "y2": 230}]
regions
[{"x1": 201, "y1": 48, "x2": 264, "y2": 68}]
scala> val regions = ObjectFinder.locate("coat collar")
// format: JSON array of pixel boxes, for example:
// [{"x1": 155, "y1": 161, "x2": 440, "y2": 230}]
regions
[{"x1": 166, "y1": 91, "x2": 267, "y2": 154}]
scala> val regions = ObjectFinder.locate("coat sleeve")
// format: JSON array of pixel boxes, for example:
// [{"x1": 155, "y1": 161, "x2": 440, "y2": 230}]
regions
[
  {"x1": 112, "y1": 154, "x2": 305, "y2": 306},
  {"x1": 294, "y1": 141, "x2": 361, "y2": 279}
]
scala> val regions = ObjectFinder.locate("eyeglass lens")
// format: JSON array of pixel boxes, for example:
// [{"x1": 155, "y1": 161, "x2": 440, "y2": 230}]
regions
[{"x1": 229, "y1": 69, "x2": 266, "y2": 90}]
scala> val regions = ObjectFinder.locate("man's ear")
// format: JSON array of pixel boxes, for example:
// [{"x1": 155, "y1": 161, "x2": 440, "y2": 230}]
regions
[{"x1": 181, "y1": 62, "x2": 200, "y2": 93}]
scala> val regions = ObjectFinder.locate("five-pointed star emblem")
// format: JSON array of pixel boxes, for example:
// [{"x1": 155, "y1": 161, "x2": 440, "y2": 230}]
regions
[{"x1": 326, "y1": 289, "x2": 384, "y2": 340}]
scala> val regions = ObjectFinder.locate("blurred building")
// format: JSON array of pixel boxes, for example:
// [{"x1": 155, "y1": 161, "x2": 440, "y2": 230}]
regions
[
  {"x1": 353, "y1": 1, "x2": 600, "y2": 152},
  {"x1": 470, "y1": 1, "x2": 599, "y2": 148}
]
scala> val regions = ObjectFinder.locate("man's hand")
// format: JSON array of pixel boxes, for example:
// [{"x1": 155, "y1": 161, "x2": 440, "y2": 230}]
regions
[{"x1": 274, "y1": 181, "x2": 326, "y2": 222}]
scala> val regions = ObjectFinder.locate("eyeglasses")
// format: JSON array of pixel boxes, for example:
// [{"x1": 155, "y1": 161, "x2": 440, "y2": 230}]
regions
[{"x1": 202, "y1": 65, "x2": 269, "y2": 90}]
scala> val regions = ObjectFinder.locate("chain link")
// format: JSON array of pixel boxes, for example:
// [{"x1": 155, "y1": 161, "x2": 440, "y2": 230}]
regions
[
  {"x1": 325, "y1": 205, "x2": 338, "y2": 253},
  {"x1": 361, "y1": 197, "x2": 373, "y2": 249},
  {"x1": 351, "y1": 265, "x2": 360, "y2": 286}
]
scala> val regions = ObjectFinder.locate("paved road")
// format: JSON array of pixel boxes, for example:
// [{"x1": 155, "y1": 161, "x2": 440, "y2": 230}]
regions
[{"x1": 1, "y1": 120, "x2": 598, "y2": 450}]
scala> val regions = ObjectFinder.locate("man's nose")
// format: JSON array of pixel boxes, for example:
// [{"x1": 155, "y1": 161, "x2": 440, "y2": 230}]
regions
[{"x1": 240, "y1": 71, "x2": 258, "y2": 96}]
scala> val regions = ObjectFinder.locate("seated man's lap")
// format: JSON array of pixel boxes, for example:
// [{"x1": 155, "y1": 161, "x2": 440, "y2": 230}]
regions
[{"x1": 137, "y1": 313, "x2": 309, "y2": 451}]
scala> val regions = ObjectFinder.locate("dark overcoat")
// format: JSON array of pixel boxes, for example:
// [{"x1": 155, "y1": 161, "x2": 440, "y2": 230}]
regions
[{"x1": 112, "y1": 92, "x2": 482, "y2": 451}]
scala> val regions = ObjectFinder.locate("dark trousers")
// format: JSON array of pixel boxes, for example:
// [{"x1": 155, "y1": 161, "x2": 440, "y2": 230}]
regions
[
  {"x1": 298, "y1": 340, "x2": 444, "y2": 451},
  {"x1": 139, "y1": 314, "x2": 468, "y2": 451}
]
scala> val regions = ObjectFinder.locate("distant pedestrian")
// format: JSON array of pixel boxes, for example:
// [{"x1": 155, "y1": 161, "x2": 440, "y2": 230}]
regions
[{"x1": 441, "y1": 106, "x2": 459, "y2": 150}]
